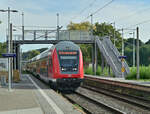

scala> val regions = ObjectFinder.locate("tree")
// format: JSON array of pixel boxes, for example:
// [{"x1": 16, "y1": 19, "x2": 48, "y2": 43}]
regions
[
  {"x1": 22, "y1": 48, "x2": 48, "y2": 60},
  {"x1": 67, "y1": 21, "x2": 92, "y2": 67},
  {"x1": 27, "y1": 50, "x2": 40, "y2": 60},
  {"x1": 93, "y1": 22, "x2": 122, "y2": 49},
  {"x1": 124, "y1": 38, "x2": 149, "y2": 66},
  {"x1": 67, "y1": 21, "x2": 91, "y2": 30},
  {"x1": 124, "y1": 38, "x2": 133, "y2": 48},
  {"x1": 139, "y1": 45, "x2": 150, "y2": 66},
  {"x1": 124, "y1": 47, "x2": 133, "y2": 66},
  {"x1": 67, "y1": 21, "x2": 123, "y2": 67},
  {"x1": 0, "y1": 42, "x2": 7, "y2": 57}
]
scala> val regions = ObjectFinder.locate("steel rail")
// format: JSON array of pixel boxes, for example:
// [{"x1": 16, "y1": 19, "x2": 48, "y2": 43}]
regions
[
  {"x1": 81, "y1": 85, "x2": 150, "y2": 111},
  {"x1": 84, "y1": 75, "x2": 150, "y2": 92},
  {"x1": 63, "y1": 91, "x2": 126, "y2": 114}
]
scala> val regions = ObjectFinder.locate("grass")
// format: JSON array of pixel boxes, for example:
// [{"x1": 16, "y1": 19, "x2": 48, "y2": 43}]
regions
[
  {"x1": 85, "y1": 65, "x2": 150, "y2": 80},
  {"x1": 126, "y1": 66, "x2": 150, "y2": 80},
  {"x1": 84, "y1": 66, "x2": 94, "y2": 75},
  {"x1": 73, "y1": 104, "x2": 83, "y2": 111},
  {"x1": 84, "y1": 66, "x2": 114, "y2": 77},
  {"x1": 136, "y1": 79, "x2": 150, "y2": 82}
]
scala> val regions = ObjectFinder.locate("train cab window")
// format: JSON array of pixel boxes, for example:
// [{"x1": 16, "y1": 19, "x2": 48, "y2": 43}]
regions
[
  {"x1": 60, "y1": 56, "x2": 77, "y2": 66},
  {"x1": 58, "y1": 51, "x2": 79, "y2": 72}
]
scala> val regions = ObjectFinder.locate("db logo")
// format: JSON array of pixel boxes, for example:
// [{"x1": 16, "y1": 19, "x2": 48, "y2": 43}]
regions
[{"x1": 68, "y1": 74, "x2": 71, "y2": 77}]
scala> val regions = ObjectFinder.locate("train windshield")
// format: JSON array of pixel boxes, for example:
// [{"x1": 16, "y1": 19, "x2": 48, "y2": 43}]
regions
[
  {"x1": 60, "y1": 56, "x2": 77, "y2": 67},
  {"x1": 58, "y1": 51, "x2": 79, "y2": 73}
]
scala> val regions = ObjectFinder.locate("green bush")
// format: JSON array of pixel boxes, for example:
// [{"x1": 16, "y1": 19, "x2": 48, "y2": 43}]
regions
[
  {"x1": 126, "y1": 66, "x2": 150, "y2": 80},
  {"x1": 96, "y1": 66, "x2": 102, "y2": 75},
  {"x1": 140, "y1": 66, "x2": 150, "y2": 79},
  {"x1": 85, "y1": 65, "x2": 150, "y2": 79},
  {"x1": 84, "y1": 67, "x2": 93, "y2": 75},
  {"x1": 84, "y1": 66, "x2": 114, "y2": 77}
]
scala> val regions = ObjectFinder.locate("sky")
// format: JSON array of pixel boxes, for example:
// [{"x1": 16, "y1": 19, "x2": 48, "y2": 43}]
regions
[{"x1": 0, "y1": 0, "x2": 150, "y2": 52}]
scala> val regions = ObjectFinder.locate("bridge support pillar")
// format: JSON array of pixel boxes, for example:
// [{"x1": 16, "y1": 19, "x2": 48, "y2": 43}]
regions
[
  {"x1": 15, "y1": 44, "x2": 20, "y2": 70},
  {"x1": 101, "y1": 53, "x2": 105, "y2": 74},
  {"x1": 13, "y1": 43, "x2": 16, "y2": 70},
  {"x1": 92, "y1": 43, "x2": 96, "y2": 74},
  {"x1": 95, "y1": 42, "x2": 98, "y2": 70}
]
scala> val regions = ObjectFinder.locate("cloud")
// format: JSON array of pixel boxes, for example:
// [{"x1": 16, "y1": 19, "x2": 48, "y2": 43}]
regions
[{"x1": 0, "y1": 0, "x2": 150, "y2": 52}]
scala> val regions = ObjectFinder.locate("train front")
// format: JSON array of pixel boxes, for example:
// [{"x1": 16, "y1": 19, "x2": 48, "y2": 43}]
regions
[{"x1": 53, "y1": 41, "x2": 84, "y2": 90}]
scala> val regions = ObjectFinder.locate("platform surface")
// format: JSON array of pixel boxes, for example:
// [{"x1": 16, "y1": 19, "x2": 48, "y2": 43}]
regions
[
  {"x1": 85, "y1": 74, "x2": 150, "y2": 87},
  {"x1": 0, "y1": 76, "x2": 43, "y2": 114},
  {"x1": 0, "y1": 74, "x2": 82, "y2": 114}
]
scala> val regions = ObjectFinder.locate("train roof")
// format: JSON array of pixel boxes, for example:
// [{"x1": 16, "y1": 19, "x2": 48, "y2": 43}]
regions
[
  {"x1": 55, "y1": 41, "x2": 80, "y2": 51},
  {"x1": 29, "y1": 41, "x2": 80, "y2": 62}
]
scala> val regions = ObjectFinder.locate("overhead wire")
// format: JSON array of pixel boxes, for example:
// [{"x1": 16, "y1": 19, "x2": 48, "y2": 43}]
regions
[
  {"x1": 71, "y1": 0, "x2": 96, "y2": 20},
  {"x1": 116, "y1": 6, "x2": 150, "y2": 22},
  {"x1": 82, "y1": 0, "x2": 114, "y2": 22},
  {"x1": 116, "y1": 4, "x2": 150, "y2": 30},
  {"x1": 124, "y1": 19, "x2": 150, "y2": 29},
  {"x1": 64, "y1": 0, "x2": 97, "y2": 27}
]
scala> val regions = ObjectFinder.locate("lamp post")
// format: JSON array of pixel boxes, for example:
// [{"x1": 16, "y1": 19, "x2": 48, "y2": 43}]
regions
[
  {"x1": 0, "y1": 7, "x2": 18, "y2": 45},
  {"x1": 22, "y1": 12, "x2": 24, "y2": 40},
  {"x1": 90, "y1": 14, "x2": 97, "y2": 75},
  {"x1": 117, "y1": 28, "x2": 124, "y2": 78},
  {"x1": 0, "y1": 7, "x2": 18, "y2": 91},
  {"x1": 56, "y1": 13, "x2": 59, "y2": 40},
  {"x1": 121, "y1": 28, "x2": 124, "y2": 56},
  {"x1": 117, "y1": 28, "x2": 124, "y2": 56}
]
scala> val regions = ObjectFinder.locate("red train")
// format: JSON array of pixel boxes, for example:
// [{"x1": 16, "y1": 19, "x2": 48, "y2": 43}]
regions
[{"x1": 27, "y1": 41, "x2": 84, "y2": 90}]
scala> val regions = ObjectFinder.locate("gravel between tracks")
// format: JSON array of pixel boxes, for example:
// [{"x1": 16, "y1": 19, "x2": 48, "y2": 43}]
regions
[
  {"x1": 64, "y1": 93, "x2": 115, "y2": 114},
  {"x1": 77, "y1": 87, "x2": 150, "y2": 114}
]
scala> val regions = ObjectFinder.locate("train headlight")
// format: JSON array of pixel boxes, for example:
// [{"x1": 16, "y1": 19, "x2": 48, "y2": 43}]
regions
[
  {"x1": 73, "y1": 68, "x2": 77, "y2": 71},
  {"x1": 61, "y1": 68, "x2": 66, "y2": 71}
]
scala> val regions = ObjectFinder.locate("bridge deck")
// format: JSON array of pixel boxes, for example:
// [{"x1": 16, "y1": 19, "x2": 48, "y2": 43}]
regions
[{"x1": 13, "y1": 40, "x2": 94, "y2": 44}]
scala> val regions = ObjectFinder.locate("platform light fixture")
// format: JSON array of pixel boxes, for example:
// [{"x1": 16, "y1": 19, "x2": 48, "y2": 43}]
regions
[{"x1": 0, "y1": 7, "x2": 18, "y2": 91}]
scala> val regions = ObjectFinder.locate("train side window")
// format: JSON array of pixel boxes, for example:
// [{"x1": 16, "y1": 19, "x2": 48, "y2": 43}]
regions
[{"x1": 36, "y1": 62, "x2": 39, "y2": 67}]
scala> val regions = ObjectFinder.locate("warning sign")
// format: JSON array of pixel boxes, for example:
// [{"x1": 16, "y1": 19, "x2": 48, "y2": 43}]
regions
[{"x1": 121, "y1": 67, "x2": 125, "y2": 72}]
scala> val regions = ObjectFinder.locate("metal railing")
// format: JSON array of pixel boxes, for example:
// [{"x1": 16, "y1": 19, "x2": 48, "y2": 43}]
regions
[
  {"x1": 96, "y1": 36, "x2": 130, "y2": 77},
  {"x1": 14, "y1": 30, "x2": 92, "y2": 41}
]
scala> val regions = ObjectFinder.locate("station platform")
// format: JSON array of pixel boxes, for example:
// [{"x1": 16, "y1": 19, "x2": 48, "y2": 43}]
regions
[
  {"x1": 0, "y1": 74, "x2": 82, "y2": 114},
  {"x1": 85, "y1": 74, "x2": 150, "y2": 87}
]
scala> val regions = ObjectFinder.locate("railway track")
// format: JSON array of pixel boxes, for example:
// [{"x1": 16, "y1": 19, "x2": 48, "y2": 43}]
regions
[
  {"x1": 30, "y1": 73, "x2": 125, "y2": 113},
  {"x1": 84, "y1": 75, "x2": 150, "y2": 100},
  {"x1": 63, "y1": 91, "x2": 125, "y2": 114},
  {"x1": 76, "y1": 87, "x2": 150, "y2": 114},
  {"x1": 84, "y1": 75, "x2": 150, "y2": 92},
  {"x1": 79, "y1": 75, "x2": 150, "y2": 113},
  {"x1": 29, "y1": 73, "x2": 150, "y2": 113},
  {"x1": 81, "y1": 85, "x2": 150, "y2": 111}
]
